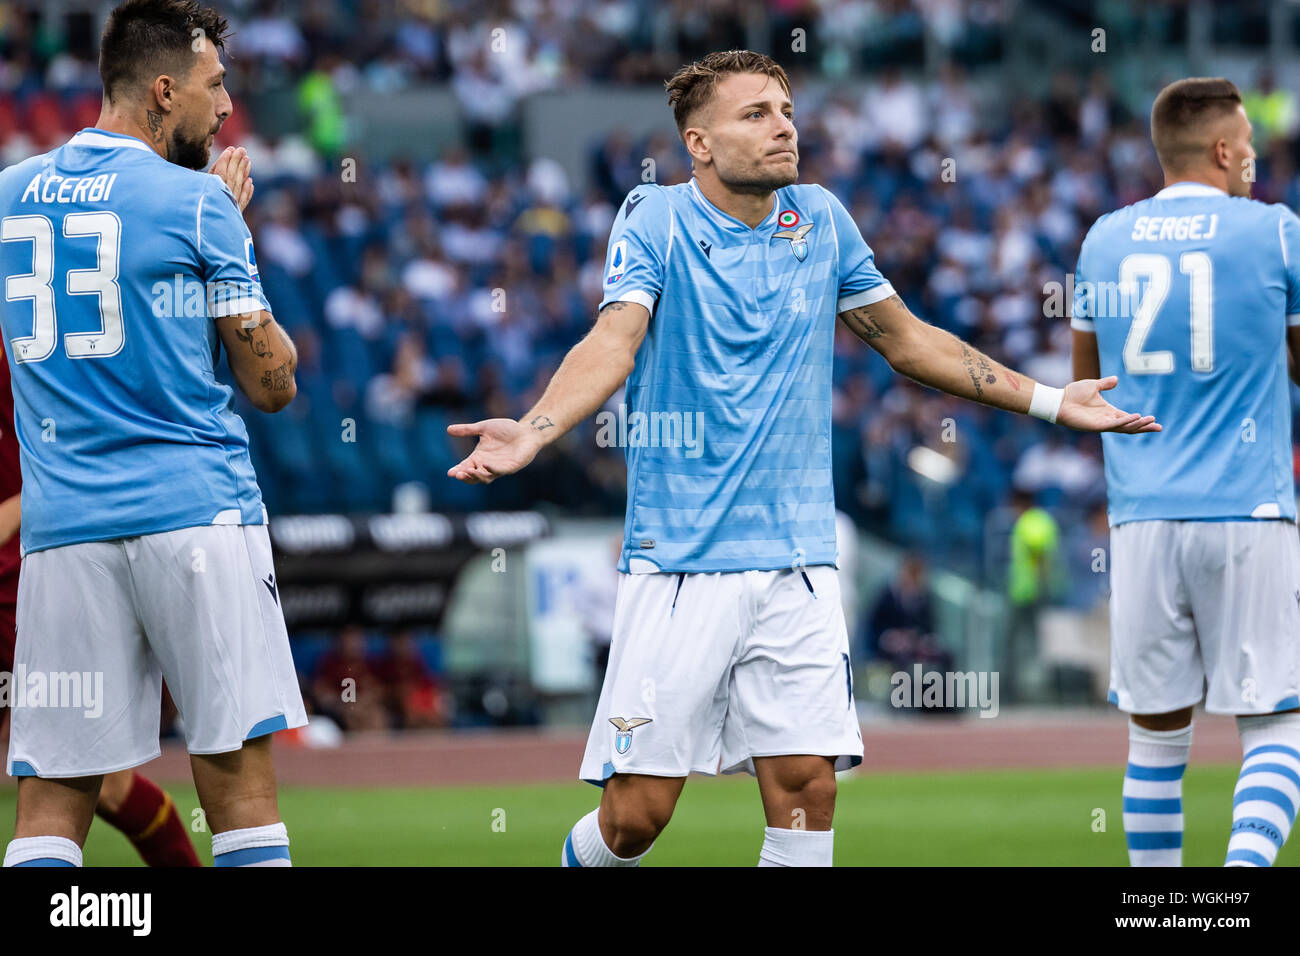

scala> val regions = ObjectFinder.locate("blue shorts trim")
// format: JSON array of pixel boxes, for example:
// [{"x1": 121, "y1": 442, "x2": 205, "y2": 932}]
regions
[{"x1": 245, "y1": 714, "x2": 289, "y2": 740}]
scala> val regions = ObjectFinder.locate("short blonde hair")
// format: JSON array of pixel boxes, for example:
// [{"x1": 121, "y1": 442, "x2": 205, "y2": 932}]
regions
[{"x1": 664, "y1": 50, "x2": 791, "y2": 138}]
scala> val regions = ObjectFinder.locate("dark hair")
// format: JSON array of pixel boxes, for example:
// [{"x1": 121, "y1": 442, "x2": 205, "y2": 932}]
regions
[
  {"x1": 1150, "y1": 77, "x2": 1243, "y2": 171},
  {"x1": 99, "y1": 0, "x2": 231, "y2": 103},
  {"x1": 664, "y1": 50, "x2": 791, "y2": 137}
]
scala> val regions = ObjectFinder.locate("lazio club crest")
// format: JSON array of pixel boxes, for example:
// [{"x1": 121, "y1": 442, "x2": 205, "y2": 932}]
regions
[
  {"x1": 610, "y1": 716, "x2": 652, "y2": 754},
  {"x1": 774, "y1": 211, "x2": 813, "y2": 261}
]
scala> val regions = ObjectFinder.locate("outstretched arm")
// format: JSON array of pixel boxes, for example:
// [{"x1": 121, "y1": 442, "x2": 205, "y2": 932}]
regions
[
  {"x1": 840, "y1": 294, "x2": 1159, "y2": 434},
  {"x1": 447, "y1": 300, "x2": 651, "y2": 484}
]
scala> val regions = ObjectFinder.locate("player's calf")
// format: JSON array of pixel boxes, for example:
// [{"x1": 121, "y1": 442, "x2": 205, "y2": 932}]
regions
[
  {"x1": 191, "y1": 737, "x2": 291, "y2": 867},
  {"x1": 96, "y1": 771, "x2": 200, "y2": 867},
  {"x1": 754, "y1": 755, "x2": 837, "y2": 867},
  {"x1": 1224, "y1": 711, "x2": 1300, "y2": 867},
  {"x1": 4, "y1": 775, "x2": 101, "y2": 867}
]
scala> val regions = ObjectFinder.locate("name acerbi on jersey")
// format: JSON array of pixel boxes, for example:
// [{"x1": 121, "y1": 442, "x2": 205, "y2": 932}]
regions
[
  {"x1": 18, "y1": 171, "x2": 119, "y2": 205},
  {"x1": 1129, "y1": 213, "x2": 1219, "y2": 242}
]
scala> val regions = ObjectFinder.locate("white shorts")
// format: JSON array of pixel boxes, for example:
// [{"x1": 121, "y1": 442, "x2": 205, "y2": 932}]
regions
[
  {"x1": 579, "y1": 564, "x2": 864, "y2": 785},
  {"x1": 1108, "y1": 519, "x2": 1300, "y2": 715},
  {"x1": 7, "y1": 524, "x2": 307, "y2": 778}
]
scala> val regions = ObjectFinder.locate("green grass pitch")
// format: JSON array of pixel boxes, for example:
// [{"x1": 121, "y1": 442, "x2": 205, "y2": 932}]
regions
[{"x1": 0, "y1": 763, "x2": 1288, "y2": 866}]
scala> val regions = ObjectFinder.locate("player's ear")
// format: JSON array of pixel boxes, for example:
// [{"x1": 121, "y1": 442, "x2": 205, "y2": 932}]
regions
[
  {"x1": 151, "y1": 74, "x2": 176, "y2": 114},
  {"x1": 683, "y1": 127, "x2": 709, "y2": 166},
  {"x1": 1213, "y1": 135, "x2": 1233, "y2": 171}
]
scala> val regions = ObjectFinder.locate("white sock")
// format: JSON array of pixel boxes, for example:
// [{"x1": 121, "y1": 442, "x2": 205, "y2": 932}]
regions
[
  {"x1": 4, "y1": 835, "x2": 82, "y2": 867},
  {"x1": 1225, "y1": 713, "x2": 1300, "y2": 867},
  {"x1": 562, "y1": 808, "x2": 648, "y2": 867},
  {"x1": 758, "y1": 827, "x2": 834, "y2": 867},
  {"x1": 1123, "y1": 720, "x2": 1191, "y2": 867},
  {"x1": 212, "y1": 822, "x2": 291, "y2": 867}
]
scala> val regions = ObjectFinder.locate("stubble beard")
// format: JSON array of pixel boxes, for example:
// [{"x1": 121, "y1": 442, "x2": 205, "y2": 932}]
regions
[{"x1": 716, "y1": 156, "x2": 799, "y2": 196}]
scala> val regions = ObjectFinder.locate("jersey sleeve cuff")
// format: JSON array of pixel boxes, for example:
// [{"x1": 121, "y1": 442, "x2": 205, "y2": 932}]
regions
[
  {"x1": 1070, "y1": 317, "x2": 1095, "y2": 332},
  {"x1": 836, "y1": 283, "x2": 896, "y2": 313},
  {"x1": 599, "y1": 289, "x2": 656, "y2": 313},
  {"x1": 1288, "y1": 313, "x2": 1300, "y2": 327},
  {"x1": 209, "y1": 296, "x2": 270, "y2": 318}
]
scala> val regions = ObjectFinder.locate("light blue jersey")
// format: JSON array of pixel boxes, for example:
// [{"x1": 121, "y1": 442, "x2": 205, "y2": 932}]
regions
[
  {"x1": 1073, "y1": 182, "x2": 1300, "y2": 525},
  {"x1": 0, "y1": 128, "x2": 271, "y2": 553},
  {"x1": 600, "y1": 179, "x2": 893, "y2": 573}
]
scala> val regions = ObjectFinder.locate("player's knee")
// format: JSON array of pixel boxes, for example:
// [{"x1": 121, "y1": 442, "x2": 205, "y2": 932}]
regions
[
  {"x1": 787, "y1": 773, "x2": 837, "y2": 818},
  {"x1": 600, "y1": 802, "x2": 672, "y2": 857}
]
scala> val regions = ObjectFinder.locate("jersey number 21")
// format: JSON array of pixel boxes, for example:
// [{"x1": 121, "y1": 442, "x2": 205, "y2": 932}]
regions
[{"x1": 1120, "y1": 251, "x2": 1213, "y2": 375}]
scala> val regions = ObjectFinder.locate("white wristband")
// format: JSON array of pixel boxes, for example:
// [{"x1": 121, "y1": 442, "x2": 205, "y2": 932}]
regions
[{"x1": 1028, "y1": 383, "x2": 1064, "y2": 423}]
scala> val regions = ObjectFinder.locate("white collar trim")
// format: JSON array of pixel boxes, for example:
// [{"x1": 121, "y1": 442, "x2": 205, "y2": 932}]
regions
[
  {"x1": 1155, "y1": 182, "x2": 1226, "y2": 199},
  {"x1": 68, "y1": 130, "x2": 153, "y2": 153}
]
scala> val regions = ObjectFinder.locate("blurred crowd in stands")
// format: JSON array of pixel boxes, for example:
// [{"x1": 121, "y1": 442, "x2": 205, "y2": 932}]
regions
[
  {"x1": 3, "y1": 1, "x2": 1300, "y2": 682},
  {"x1": 227, "y1": 63, "x2": 1300, "y2": 596}
]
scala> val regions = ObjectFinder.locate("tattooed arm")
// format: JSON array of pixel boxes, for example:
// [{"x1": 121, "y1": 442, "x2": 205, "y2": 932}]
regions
[
  {"x1": 840, "y1": 294, "x2": 1032, "y2": 411},
  {"x1": 215, "y1": 310, "x2": 298, "y2": 413},
  {"x1": 447, "y1": 299, "x2": 650, "y2": 484},
  {"x1": 840, "y1": 294, "x2": 1160, "y2": 433}
]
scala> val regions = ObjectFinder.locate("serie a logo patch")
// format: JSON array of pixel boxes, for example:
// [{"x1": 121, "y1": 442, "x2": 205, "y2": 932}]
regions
[{"x1": 606, "y1": 239, "x2": 628, "y2": 283}]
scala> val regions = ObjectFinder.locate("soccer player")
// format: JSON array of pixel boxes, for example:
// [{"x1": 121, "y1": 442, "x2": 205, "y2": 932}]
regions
[
  {"x1": 1072, "y1": 77, "x2": 1300, "y2": 868},
  {"x1": 449, "y1": 49, "x2": 1158, "y2": 867},
  {"x1": 0, "y1": 0, "x2": 306, "y2": 867},
  {"x1": 0, "y1": 339, "x2": 199, "y2": 866}
]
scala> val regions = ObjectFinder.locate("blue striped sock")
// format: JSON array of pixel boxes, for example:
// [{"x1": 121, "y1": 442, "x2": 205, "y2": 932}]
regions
[
  {"x1": 1123, "y1": 720, "x2": 1191, "y2": 866},
  {"x1": 212, "y1": 822, "x2": 291, "y2": 867},
  {"x1": 1225, "y1": 714, "x2": 1300, "y2": 867}
]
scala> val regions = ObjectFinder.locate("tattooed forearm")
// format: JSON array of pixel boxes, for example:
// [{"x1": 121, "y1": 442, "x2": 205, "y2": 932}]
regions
[
  {"x1": 960, "y1": 342, "x2": 984, "y2": 398},
  {"x1": 529, "y1": 415, "x2": 555, "y2": 432},
  {"x1": 236, "y1": 317, "x2": 275, "y2": 358},
  {"x1": 958, "y1": 339, "x2": 1012, "y2": 400},
  {"x1": 839, "y1": 299, "x2": 894, "y2": 341},
  {"x1": 260, "y1": 362, "x2": 293, "y2": 390}
]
